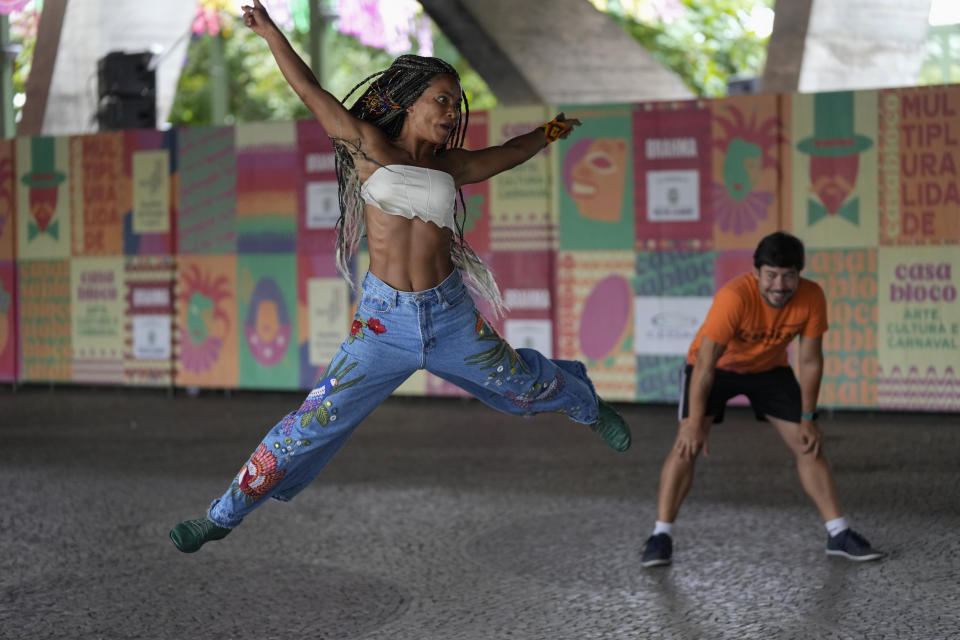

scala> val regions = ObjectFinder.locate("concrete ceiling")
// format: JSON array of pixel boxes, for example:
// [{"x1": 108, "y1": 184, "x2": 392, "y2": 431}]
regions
[
  {"x1": 23, "y1": 0, "x2": 939, "y2": 136},
  {"x1": 419, "y1": 0, "x2": 694, "y2": 105},
  {"x1": 764, "y1": 0, "x2": 933, "y2": 93}
]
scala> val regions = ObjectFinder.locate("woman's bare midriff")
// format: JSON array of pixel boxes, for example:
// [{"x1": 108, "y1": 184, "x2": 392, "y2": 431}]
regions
[{"x1": 365, "y1": 205, "x2": 455, "y2": 292}]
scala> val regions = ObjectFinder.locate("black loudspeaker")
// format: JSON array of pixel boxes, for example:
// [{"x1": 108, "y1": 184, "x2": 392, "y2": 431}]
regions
[
  {"x1": 97, "y1": 51, "x2": 156, "y2": 130},
  {"x1": 727, "y1": 76, "x2": 760, "y2": 96},
  {"x1": 98, "y1": 96, "x2": 157, "y2": 130}
]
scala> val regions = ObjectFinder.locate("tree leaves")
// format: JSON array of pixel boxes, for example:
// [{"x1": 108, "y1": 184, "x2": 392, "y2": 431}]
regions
[
  {"x1": 609, "y1": 0, "x2": 774, "y2": 97},
  {"x1": 168, "y1": 12, "x2": 498, "y2": 127}
]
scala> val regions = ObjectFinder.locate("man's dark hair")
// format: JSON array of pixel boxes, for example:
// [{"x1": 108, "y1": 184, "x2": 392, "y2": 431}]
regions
[{"x1": 753, "y1": 231, "x2": 805, "y2": 271}]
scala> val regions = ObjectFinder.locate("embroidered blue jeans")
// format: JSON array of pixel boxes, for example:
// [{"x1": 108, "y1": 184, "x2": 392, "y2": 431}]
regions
[{"x1": 208, "y1": 270, "x2": 600, "y2": 528}]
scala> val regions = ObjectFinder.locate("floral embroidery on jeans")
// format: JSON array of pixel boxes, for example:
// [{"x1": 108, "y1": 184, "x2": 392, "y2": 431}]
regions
[
  {"x1": 271, "y1": 435, "x2": 312, "y2": 465},
  {"x1": 349, "y1": 316, "x2": 387, "y2": 343},
  {"x1": 279, "y1": 355, "x2": 367, "y2": 435},
  {"x1": 465, "y1": 312, "x2": 529, "y2": 376},
  {"x1": 233, "y1": 443, "x2": 286, "y2": 502},
  {"x1": 506, "y1": 370, "x2": 565, "y2": 409}
]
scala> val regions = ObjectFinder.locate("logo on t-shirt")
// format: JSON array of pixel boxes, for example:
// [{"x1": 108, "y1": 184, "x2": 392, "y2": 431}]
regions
[{"x1": 734, "y1": 322, "x2": 805, "y2": 346}]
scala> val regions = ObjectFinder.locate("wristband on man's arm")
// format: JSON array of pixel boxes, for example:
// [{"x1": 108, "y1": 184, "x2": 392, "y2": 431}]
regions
[{"x1": 801, "y1": 411, "x2": 819, "y2": 421}]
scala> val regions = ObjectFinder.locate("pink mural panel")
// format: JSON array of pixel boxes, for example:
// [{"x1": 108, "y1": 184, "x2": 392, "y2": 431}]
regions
[
  {"x1": 296, "y1": 120, "x2": 339, "y2": 255},
  {"x1": 634, "y1": 100, "x2": 713, "y2": 251}
]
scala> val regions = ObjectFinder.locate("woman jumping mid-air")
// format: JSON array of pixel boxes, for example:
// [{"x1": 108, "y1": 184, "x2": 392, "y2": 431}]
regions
[{"x1": 170, "y1": 0, "x2": 631, "y2": 553}]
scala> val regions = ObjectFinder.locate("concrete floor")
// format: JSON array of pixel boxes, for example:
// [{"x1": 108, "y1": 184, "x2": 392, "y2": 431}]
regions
[{"x1": 1, "y1": 387, "x2": 959, "y2": 640}]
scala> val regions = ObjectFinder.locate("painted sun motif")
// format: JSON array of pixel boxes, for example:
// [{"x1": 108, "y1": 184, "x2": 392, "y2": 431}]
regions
[
  {"x1": 711, "y1": 104, "x2": 780, "y2": 235},
  {"x1": 178, "y1": 263, "x2": 232, "y2": 373}
]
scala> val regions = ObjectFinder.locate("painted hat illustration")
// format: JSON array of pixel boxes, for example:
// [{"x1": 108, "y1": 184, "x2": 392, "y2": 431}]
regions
[
  {"x1": 21, "y1": 136, "x2": 66, "y2": 189},
  {"x1": 21, "y1": 137, "x2": 65, "y2": 239},
  {"x1": 796, "y1": 92, "x2": 873, "y2": 157}
]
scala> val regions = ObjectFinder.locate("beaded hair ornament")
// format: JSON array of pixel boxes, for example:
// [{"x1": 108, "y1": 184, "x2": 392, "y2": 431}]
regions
[{"x1": 359, "y1": 73, "x2": 402, "y2": 115}]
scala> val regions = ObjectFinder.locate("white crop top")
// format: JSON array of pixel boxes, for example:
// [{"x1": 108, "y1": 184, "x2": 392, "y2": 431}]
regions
[{"x1": 360, "y1": 165, "x2": 457, "y2": 232}]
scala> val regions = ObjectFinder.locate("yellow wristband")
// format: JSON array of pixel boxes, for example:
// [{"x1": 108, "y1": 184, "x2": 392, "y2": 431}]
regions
[{"x1": 541, "y1": 118, "x2": 565, "y2": 144}]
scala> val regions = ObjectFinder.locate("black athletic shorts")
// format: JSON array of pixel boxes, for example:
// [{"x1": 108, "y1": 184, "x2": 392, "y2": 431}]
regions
[{"x1": 679, "y1": 364, "x2": 802, "y2": 424}]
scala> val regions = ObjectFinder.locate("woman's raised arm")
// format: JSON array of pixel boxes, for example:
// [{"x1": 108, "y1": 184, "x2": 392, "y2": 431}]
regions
[
  {"x1": 447, "y1": 113, "x2": 581, "y2": 187},
  {"x1": 242, "y1": 0, "x2": 379, "y2": 146}
]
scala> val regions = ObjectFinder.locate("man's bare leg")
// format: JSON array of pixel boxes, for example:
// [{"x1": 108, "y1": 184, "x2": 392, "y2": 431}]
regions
[
  {"x1": 766, "y1": 414, "x2": 882, "y2": 560},
  {"x1": 766, "y1": 415, "x2": 842, "y2": 521},
  {"x1": 656, "y1": 415, "x2": 714, "y2": 522},
  {"x1": 643, "y1": 416, "x2": 713, "y2": 567}
]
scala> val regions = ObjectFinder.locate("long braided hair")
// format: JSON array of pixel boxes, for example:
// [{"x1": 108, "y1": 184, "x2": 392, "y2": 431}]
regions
[{"x1": 331, "y1": 54, "x2": 506, "y2": 316}]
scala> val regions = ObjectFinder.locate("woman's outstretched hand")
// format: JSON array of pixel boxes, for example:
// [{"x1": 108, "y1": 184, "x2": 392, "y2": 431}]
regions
[
  {"x1": 242, "y1": 0, "x2": 275, "y2": 37},
  {"x1": 552, "y1": 113, "x2": 582, "y2": 140}
]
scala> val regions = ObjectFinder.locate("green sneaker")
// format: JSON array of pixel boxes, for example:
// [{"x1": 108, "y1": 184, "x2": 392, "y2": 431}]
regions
[
  {"x1": 169, "y1": 518, "x2": 231, "y2": 553},
  {"x1": 589, "y1": 398, "x2": 631, "y2": 452}
]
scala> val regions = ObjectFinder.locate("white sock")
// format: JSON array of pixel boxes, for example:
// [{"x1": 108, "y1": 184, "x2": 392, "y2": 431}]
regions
[
  {"x1": 825, "y1": 517, "x2": 849, "y2": 537},
  {"x1": 653, "y1": 520, "x2": 673, "y2": 536}
]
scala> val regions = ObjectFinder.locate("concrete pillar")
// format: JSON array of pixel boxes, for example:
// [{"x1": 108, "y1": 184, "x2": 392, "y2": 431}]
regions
[
  {"x1": 18, "y1": 0, "x2": 67, "y2": 136},
  {"x1": 762, "y1": 0, "x2": 814, "y2": 94}
]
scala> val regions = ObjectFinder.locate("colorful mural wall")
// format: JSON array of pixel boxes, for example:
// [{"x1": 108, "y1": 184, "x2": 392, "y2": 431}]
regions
[{"x1": 2, "y1": 84, "x2": 958, "y2": 412}]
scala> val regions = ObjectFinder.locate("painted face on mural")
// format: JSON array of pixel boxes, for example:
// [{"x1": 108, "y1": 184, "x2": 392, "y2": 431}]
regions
[
  {"x1": 753, "y1": 265, "x2": 799, "y2": 308},
  {"x1": 723, "y1": 138, "x2": 762, "y2": 201},
  {"x1": 243, "y1": 277, "x2": 291, "y2": 367},
  {"x1": 568, "y1": 138, "x2": 627, "y2": 222},
  {"x1": 809, "y1": 155, "x2": 859, "y2": 214},
  {"x1": 255, "y1": 301, "x2": 280, "y2": 343}
]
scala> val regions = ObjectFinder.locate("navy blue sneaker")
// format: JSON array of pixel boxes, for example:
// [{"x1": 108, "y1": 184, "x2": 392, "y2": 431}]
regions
[
  {"x1": 589, "y1": 399, "x2": 631, "y2": 453},
  {"x1": 641, "y1": 533, "x2": 673, "y2": 567},
  {"x1": 826, "y1": 529, "x2": 884, "y2": 561}
]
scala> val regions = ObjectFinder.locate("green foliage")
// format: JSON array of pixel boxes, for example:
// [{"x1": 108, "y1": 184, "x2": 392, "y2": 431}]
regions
[
  {"x1": 168, "y1": 14, "x2": 498, "y2": 128},
  {"x1": 10, "y1": 6, "x2": 39, "y2": 125},
  {"x1": 320, "y1": 23, "x2": 497, "y2": 112},
  {"x1": 317, "y1": 22, "x2": 498, "y2": 112},
  {"x1": 919, "y1": 25, "x2": 960, "y2": 85},
  {"x1": 610, "y1": 0, "x2": 773, "y2": 97},
  {"x1": 12, "y1": 35, "x2": 33, "y2": 115},
  {"x1": 322, "y1": 28, "x2": 398, "y2": 105},
  {"x1": 143, "y1": 1, "x2": 779, "y2": 126},
  {"x1": 169, "y1": 23, "x2": 312, "y2": 126}
]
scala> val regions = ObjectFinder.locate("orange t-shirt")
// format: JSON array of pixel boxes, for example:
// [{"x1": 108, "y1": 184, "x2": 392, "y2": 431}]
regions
[{"x1": 686, "y1": 273, "x2": 828, "y2": 373}]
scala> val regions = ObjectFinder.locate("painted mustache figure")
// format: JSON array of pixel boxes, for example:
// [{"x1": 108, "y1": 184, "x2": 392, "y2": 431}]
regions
[
  {"x1": 796, "y1": 92, "x2": 873, "y2": 226},
  {"x1": 21, "y1": 137, "x2": 67, "y2": 241}
]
